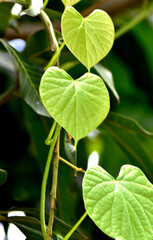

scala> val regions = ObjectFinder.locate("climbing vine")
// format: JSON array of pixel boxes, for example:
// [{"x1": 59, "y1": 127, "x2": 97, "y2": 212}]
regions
[{"x1": 0, "y1": 0, "x2": 153, "y2": 240}]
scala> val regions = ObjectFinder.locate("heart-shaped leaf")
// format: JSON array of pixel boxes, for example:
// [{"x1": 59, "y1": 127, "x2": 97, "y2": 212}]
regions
[
  {"x1": 39, "y1": 66, "x2": 110, "y2": 146},
  {"x1": 61, "y1": 7, "x2": 115, "y2": 71},
  {"x1": 62, "y1": 0, "x2": 81, "y2": 8},
  {"x1": 83, "y1": 165, "x2": 153, "y2": 240}
]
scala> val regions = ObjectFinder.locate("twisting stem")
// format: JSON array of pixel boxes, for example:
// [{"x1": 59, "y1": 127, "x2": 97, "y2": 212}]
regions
[
  {"x1": 63, "y1": 212, "x2": 88, "y2": 240},
  {"x1": 40, "y1": 124, "x2": 61, "y2": 240},
  {"x1": 40, "y1": 9, "x2": 59, "y2": 52},
  {"x1": 46, "y1": 134, "x2": 60, "y2": 239},
  {"x1": 59, "y1": 156, "x2": 85, "y2": 174}
]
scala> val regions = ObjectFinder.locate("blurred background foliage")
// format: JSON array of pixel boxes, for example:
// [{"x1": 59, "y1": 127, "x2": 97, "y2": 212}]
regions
[{"x1": 0, "y1": 0, "x2": 153, "y2": 239}]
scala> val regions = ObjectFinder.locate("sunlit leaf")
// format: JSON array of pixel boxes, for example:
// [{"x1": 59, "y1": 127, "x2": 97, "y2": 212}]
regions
[
  {"x1": 61, "y1": 6, "x2": 115, "y2": 71},
  {"x1": 83, "y1": 165, "x2": 153, "y2": 240},
  {"x1": 94, "y1": 64, "x2": 120, "y2": 103},
  {"x1": 39, "y1": 66, "x2": 110, "y2": 146},
  {"x1": 0, "y1": 169, "x2": 7, "y2": 185},
  {"x1": 0, "y1": 39, "x2": 49, "y2": 117},
  {"x1": 61, "y1": 0, "x2": 81, "y2": 8}
]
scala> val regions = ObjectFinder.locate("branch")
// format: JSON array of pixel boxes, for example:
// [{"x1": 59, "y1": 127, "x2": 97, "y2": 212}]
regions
[
  {"x1": 40, "y1": 124, "x2": 61, "y2": 240},
  {"x1": 46, "y1": 134, "x2": 60, "y2": 239},
  {"x1": 59, "y1": 156, "x2": 85, "y2": 174}
]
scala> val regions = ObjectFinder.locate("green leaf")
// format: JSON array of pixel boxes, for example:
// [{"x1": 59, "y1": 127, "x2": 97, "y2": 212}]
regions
[
  {"x1": 83, "y1": 164, "x2": 153, "y2": 240},
  {"x1": 0, "y1": 168, "x2": 7, "y2": 185},
  {"x1": 21, "y1": 0, "x2": 43, "y2": 16},
  {"x1": 45, "y1": 8, "x2": 62, "y2": 22},
  {"x1": 39, "y1": 66, "x2": 110, "y2": 146},
  {"x1": 103, "y1": 112, "x2": 153, "y2": 138},
  {"x1": 0, "y1": 209, "x2": 90, "y2": 240},
  {"x1": 62, "y1": 0, "x2": 81, "y2": 8},
  {"x1": 0, "y1": 3, "x2": 13, "y2": 36},
  {"x1": 94, "y1": 64, "x2": 120, "y2": 103},
  {"x1": 100, "y1": 112, "x2": 153, "y2": 181},
  {"x1": 0, "y1": 39, "x2": 49, "y2": 117},
  {"x1": 23, "y1": 29, "x2": 51, "y2": 59},
  {"x1": 24, "y1": 29, "x2": 61, "y2": 60},
  {"x1": 61, "y1": 6, "x2": 115, "y2": 71},
  {"x1": 0, "y1": 215, "x2": 59, "y2": 240}
]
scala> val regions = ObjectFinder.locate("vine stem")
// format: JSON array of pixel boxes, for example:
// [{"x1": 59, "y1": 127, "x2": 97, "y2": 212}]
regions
[
  {"x1": 63, "y1": 212, "x2": 88, "y2": 240},
  {"x1": 59, "y1": 156, "x2": 85, "y2": 174},
  {"x1": 44, "y1": 41, "x2": 65, "y2": 70},
  {"x1": 46, "y1": 134, "x2": 60, "y2": 239},
  {"x1": 43, "y1": 0, "x2": 49, "y2": 9},
  {"x1": 115, "y1": 0, "x2": 149, "y2": 39},
  {"x1": 40, "y1": 124, "x2": 61, "y2": 240},
  {"x1": 40, "y1": 9, "x2": 59, "y2": 52}
]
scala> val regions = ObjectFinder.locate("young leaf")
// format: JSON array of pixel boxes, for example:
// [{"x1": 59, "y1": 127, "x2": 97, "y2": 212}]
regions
[
  {"x1": 39, "y1": 66, "x2": 110, "y2": 146},
  {"x1": 83, "y1": 164, "x2": 153, "y2": 240},
  {"x1": 61, "y1": 6, "x2": 115, "y2": 71},
  {"x1": 20, "y1": 0, "x2": 43, "y2": 17},
  {"x1": 94, "y1": 64, "x2": 120, "y2": 103},
  {"x1": 62, "y1": 0, "x2": 81, "y2": 8},
  {"x1": 0, "y1": 39, "x2": 49, "y2": 117},
  {"x1": 100, "y1": 112, "x2": 153, "y2": 181},
  {"x1": 0, "y1": 169, "x2": 7, "y2": 185}
]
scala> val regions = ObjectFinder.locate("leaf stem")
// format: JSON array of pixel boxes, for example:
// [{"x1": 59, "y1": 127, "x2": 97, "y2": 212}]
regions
[
  {"x1": 44, "y1": 41, "x2": 65, "y2": 70},
  {"x1": 46, "y1": 134, "x2": 60, "y2": 239},
  {"x1": 40, "y1": 9, "x2": 59, "y2": 52},
  {"x1": 115, "y1": 0, "x2": 149, "y2": 39},
  {"x1": 63, "y1": 212, "x2": 88, "y2": 240},
  {"x1": 40, "y1": 123, "x2": 61, "y2": 240},
  {"x1": 59, "y1": 156, "x2": 85, "y2": 174}
]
